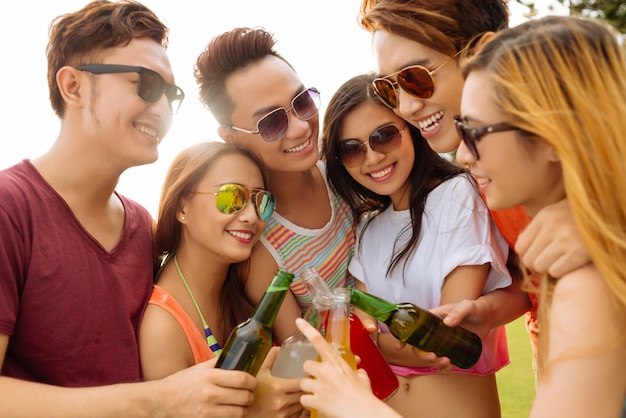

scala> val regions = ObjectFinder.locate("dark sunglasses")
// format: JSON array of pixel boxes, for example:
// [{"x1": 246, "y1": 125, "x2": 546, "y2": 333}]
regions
[
  {"x1": 453, "y1": 115, "x2": 522, "y2": 161},
  {"x1": 337, "y1": 123, "x2": 407, "y2": 168},
  {"x1": 373, "y1": 49, "x2": 465, "y2": 109},
  {"x1": 193, "y1": 183, "x2": 275, "y2": 222},
  {"x1": 75, "y1": 64, "x2": 185, "y2": 114},
  {"x1": 229, "y1": 87, "x2": 320, "y2": 142}
]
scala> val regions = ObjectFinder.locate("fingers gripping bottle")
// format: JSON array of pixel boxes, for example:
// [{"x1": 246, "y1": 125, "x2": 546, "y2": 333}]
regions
[
  {"x1": 349, "y1": 287, "x2": 482, "y2": 369},
  {"x1": 215, "y1": 268, "x2": 293, "y2": 376}
]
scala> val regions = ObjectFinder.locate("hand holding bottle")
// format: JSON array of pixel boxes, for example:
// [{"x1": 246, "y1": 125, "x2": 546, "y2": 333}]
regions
[
  {"x1": 297, "y1": 318, "x2": 402, "y2": 418},
  {"x1": 247, "y1": 347, "x2": 305, "y2": 418},
  {"x1": 349, "y1": 287, "x2": 482, "y2": 369}
]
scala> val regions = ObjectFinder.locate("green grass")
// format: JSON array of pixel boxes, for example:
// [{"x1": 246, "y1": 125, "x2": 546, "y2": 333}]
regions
[{"x1": 497, "y1": 316, "x2": 535, "y2": 418}]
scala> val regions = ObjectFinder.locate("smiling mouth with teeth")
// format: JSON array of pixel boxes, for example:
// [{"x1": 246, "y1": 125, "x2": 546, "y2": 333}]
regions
[
  {"x1": 369, "y1": 164, "x2": 394, "y2": 179},
  {"x1": 135, "y1": 124, "x2": 158, "y2": 138},
  {"x1": 284, "y1": 138, "x2": 310, "y2": 153},
  {"x1": 229, "y1": 231, "x2": 253, "y2": 240},
  {"x1": 417, "y1": 110, "x2": 444, "y2": 132}
]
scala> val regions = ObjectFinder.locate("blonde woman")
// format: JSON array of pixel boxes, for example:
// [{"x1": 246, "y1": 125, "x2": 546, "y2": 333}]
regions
[{"x1": 455, "y1": 16, "x2": 626, "y2": 417}]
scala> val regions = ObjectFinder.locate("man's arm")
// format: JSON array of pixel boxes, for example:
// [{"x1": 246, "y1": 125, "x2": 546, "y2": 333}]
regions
[{"x1": 0, "y1": 334, "x2": 256, "y2": 418}]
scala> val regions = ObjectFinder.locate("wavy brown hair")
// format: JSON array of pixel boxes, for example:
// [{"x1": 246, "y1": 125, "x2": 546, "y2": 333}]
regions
[{"x1": 46, "y1": 0, "x2": 168, "y2": 117}]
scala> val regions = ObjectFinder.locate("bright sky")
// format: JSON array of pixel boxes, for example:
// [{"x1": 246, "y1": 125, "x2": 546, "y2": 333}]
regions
[{"x1": 1, "y1": 1, "x2": 536, "y2": 217}]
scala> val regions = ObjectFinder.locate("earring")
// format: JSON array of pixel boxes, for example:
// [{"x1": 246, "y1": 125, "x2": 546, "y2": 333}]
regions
[{"x1": 180, "y1": 215, "x2": 186, "y2": 221}]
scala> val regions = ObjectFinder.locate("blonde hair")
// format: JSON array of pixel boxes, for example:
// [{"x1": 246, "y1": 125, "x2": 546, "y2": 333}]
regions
[{"x1": 464, "y1": 16, "x2": 626, "y2": 369}]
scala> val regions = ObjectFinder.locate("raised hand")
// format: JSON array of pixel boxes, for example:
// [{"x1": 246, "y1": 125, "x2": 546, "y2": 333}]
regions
[{"x1": 297, "y1": 318, "x2": 402, "y2": 418}]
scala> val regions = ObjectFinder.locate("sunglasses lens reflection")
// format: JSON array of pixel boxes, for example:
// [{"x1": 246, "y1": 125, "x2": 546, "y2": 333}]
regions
[
  {"x1": 256, "y1": 191, "x2": 276, "y2": 221},
  {"x1": 215, "y1": 185, "x2": 248, "y2": 214},
  {"x1": 258, "y1": 109, "x2": 289, "y2": 142},
  {"x1": 138, "y1": 69, "x2": 164, "y2": 103},
  {"x1": 338, "y1": 124, "x2": 403, "y2": 167},
  {"x1": 293, "y1": 88, "x2": 320, "y2": 120},
  {"x1": 373, "y1": 66, "x2": 436, "y2": 108},
  {"x1": 138, "y1": 68, "x2": 184, "y2": 114},
  {"x1": 371, "y1": 125, "x2": 402, "y2": 151},
  {"x1": 398, "y1": 67, "x2": 435, "y2": 99},
  {"x1": 257, "y1": 88, "x2": 320, "y2": 142},
  {"x1": 338, "y1": 140, "x2": 365, "y2": 167},
  {"x1": 214, "y1": 185, "x2": 275, "y2": 221},
  {"x1": 373, "y1": 79, "x2": 398, "y2": 108}
]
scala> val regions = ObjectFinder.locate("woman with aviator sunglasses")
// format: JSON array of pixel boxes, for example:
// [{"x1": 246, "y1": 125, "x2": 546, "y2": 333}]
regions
[
  {"x1": 194, "y1": 27, "x2": 356, "y2": 344},
  {"x1": 140, "y1": 141, "x2": 304, "y2": 417},
  {"x1": 358, "y1": 0, "x2": 591, "y2": 381},
  {"x1": 322, "y1": 73, "x2": 511, "y2": 418}
]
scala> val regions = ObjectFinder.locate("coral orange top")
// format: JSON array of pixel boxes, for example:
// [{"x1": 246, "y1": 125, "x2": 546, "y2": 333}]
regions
[
  {"x1": 489, "y1": 205, "x2": 531, "y2": 250},
  {"x1": 148, "y1": 285, "x2": 216, "y2": 364}
]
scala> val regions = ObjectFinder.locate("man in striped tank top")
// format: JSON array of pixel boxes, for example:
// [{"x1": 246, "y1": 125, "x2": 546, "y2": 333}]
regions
[{"x1": 195, "y1": 27, "x2": 356, "y2": 343}]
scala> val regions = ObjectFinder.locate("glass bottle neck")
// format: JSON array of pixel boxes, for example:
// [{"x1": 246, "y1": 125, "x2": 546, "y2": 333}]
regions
[
  {"x1": 348, "y1": 287, "x2": 397, "y2": 322},
  {"x1": 251, "y1": 269, "x2": 293, "y2": 327},
  {"x1": 327, "y1": 288, "x2": 351, "y2": 347}
]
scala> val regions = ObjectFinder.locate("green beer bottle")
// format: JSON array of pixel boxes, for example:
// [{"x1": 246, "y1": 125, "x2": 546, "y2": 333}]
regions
[
  {"x1": 348, "y1": 287, "x2": 482, "y2": 369},
  {"x1": 215, "y1": 268, "x2": 294, "y2": 376}
]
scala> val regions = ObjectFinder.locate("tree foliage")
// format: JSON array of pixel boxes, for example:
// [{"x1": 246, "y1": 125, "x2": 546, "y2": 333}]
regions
[{"x1": 514, "y1": 0, "x2": 626, "y2": 33}]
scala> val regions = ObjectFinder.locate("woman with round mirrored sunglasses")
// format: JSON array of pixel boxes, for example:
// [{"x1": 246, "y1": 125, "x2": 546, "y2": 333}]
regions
[
  {"x1": 193, "y1": 183, "x2": 275, "y2": 222},
  {"x1": 228, "y1": 87, "x2": 321, "y2": 142},
  {"x1": 337, "y1": 123, "x2": 407, "y2": 167}
]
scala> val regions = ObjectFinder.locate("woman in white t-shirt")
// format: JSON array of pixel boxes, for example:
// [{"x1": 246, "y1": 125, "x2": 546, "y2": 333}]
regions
[{"x1": 321, "y1": 73, "x2": 511, "y2": 418}]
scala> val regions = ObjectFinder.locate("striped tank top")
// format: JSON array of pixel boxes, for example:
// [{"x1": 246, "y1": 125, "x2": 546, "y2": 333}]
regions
[{"x1": 259, "y1": 160, "x2": 356, "y2": 312}]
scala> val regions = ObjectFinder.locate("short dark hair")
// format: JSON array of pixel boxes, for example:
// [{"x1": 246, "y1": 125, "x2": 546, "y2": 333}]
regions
[
  {"x1": 194, "y1": 27, "x2": 293, "y2": 124},
  {"x1": 47, "y1": 0, "x2": 168, "y2": 117}
]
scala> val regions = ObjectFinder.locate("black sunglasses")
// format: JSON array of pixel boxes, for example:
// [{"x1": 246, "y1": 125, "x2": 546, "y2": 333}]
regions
[
  {"x1": 75, "y1": 64, "x2": 185, "y2": 114},
  {"x1": 453, "y1": 115, "x2": 521, "y2": 160},
  {"x1": 228, "y1": 87, "x2": 321, "y2": 142},
  {"x1": 337, "y1": 123, "x2": 407, "y2": 167}
]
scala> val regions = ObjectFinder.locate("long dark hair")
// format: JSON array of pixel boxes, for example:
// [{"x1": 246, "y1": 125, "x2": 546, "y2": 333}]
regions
[{"x1": 322, "y1": 73, "x2": 465, "y2": 278}]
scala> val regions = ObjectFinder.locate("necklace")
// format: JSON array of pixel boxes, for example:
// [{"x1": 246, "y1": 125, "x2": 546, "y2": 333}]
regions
[{"x1": 174, "y1": 255, "x2": 222, "y2": 356}]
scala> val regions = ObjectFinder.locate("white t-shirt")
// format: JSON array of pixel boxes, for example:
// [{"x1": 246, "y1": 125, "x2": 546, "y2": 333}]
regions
[
  {"x1": 349, "y1": 174, "x2": 512, "y2": 375},
  {"x1": 349, "y1": 174, "x2": 511, "y2": 310}
]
